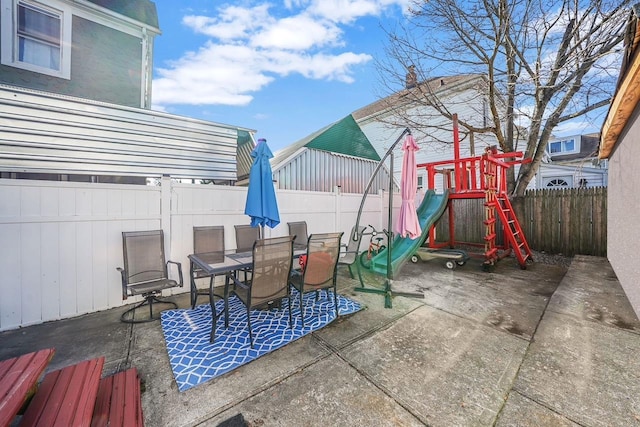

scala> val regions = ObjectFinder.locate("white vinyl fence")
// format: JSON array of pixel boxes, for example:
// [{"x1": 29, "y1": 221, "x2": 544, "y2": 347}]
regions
[{"x1": 0, "y1": 178, "x2": 392, "y2": 331}]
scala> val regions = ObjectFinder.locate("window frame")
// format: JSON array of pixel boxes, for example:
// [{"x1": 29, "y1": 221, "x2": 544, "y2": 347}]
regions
[
  {"x1": 547, "y1": 136, "x2": 580, "y2": 156},
  {"x1": 1, "y1": 0, "x2": 72, "y2": 79},
  {"x1": 543, "y1": 176, "x2": 573, "y2": 188}
]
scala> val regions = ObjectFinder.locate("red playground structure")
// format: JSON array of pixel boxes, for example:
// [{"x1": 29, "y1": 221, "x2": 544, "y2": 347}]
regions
[{"x1": 416, "y1": 115, "x2": 533, "y2": 269}]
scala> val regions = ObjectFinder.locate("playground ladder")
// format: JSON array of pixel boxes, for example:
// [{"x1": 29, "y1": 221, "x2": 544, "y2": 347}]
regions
[
  {"x1": 483, "y1": 159, "x2": 499, "y2": 265},
  {"x1": 495, "y1": 195, "x2": 533, "y2": 268}
]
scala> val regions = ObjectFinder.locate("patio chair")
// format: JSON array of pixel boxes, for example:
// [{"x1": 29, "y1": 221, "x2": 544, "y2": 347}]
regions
[
  {"x1": 234, "y1": 224, "x2": 261, "y2": 252},
  {"x1": 339, "y1": 225, "x2": 365, "y2": 279},
  {"x1": 234, "y1": 224, "x2": 261, "y2": 282},
  {"x1": 290, "y1": 232, "x2": 343, "y2": 326},
  {"x1": 287, "y1": 221, "x2": 308, "y2": 250},
  {"x1": 191, "y1": 226, "x2": 225, "y2": 309},
  {"x1": 225, "y1": 236, "x2": 295, "y2": 348},
  {"x1": 118, "y1": 230, "x2": 183, "y2": 323}
]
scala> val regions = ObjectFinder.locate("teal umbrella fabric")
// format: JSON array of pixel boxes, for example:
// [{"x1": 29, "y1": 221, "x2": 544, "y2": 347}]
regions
[{"x1": 244, "y1": 139, "x2": 280, "y2": 228}]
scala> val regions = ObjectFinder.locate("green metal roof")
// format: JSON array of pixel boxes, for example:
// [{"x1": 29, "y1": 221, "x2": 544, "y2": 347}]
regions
[
  {"x1": 236, "y1": 130, "x2": 254, "y2": 183},
  {"x1": 271, "y1": 114, "x2": 380, "y2": 168},
  {"x1": 305, "y1": 115, "x2": 380, "y2": 161}
]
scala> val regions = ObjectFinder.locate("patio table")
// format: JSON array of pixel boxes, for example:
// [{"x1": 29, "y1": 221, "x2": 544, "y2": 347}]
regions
[{"x1": 188, "y1": 247, "x2": 305, "y2": 341}]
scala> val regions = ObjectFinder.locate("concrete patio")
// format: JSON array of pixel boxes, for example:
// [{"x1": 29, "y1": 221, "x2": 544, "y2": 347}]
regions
[{"x1": 1, "y1": 254, "x2": 639, "y2": 426}]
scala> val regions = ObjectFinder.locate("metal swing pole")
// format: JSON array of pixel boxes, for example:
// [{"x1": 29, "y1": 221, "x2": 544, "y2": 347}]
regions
[{"x1": 353, "y1": 128, "x2": 424, "y2": 308}]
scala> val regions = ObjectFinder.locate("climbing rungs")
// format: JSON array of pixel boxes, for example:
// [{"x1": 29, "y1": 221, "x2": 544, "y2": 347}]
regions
[{"x1": 484, "y1": 233, "x2": 496, "y2": 241}]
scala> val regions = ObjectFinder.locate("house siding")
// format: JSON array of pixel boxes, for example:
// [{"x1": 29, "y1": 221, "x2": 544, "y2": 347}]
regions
[
  {"x1": 536, "y1": 163, "x2": 607, "y2": 188},
  {"x1": 607, "y1": 104, "x2": 640, "y2": 318},
  {"x1": 0, "y1": 17, "x2": 144, "y2": 107},
  {"x1": 356, "y1": 78, "x2": 501, "y2": 187},
  {"x1": 70, "y1": 16, "x2": 143, "y2": 107},
  {"x1": 272, "y1": 148, "x2": 391, "y2": 194}
]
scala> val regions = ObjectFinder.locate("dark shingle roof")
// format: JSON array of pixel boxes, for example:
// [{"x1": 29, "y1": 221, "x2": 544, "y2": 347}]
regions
[
  {"x1": 86, "y1": 0, "x2": 159, "y2": 28},
  {"x1": 552, "y1": 134, "x2": 601, "y2": 162}
]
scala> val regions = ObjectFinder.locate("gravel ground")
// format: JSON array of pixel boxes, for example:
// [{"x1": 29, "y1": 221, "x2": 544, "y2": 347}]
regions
[
  {"x1": 529, "y1": 250, "x2": 573, "y2": 268},
  {"x1": 454, "y1": 244, "x2": 574, "y2": 268}
]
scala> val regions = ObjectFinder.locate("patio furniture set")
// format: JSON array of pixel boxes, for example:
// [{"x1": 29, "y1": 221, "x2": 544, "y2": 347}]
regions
[{"x1": 118, "y1": 221, "x2": 347, "y2": 348}]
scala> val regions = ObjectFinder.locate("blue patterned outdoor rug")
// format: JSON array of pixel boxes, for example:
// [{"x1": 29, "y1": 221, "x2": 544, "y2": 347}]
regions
[{"x1": 161, "y1": 290, "x2": 363, "y2": 392}]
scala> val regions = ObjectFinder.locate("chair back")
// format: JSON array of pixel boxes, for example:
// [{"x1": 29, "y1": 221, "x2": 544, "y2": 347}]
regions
[
  {"x1": 235, "y1": 225, "x2": 261, "y2": 252},
  {"x1": 122, "y1": 230, "x2": 168, "y2": 285},
  {"x1": 340, "y1": 226, "x2": 365, "y2": 265},
  {"x1": 250, "y1": 236, "x2": 294, "y2": 307},
  {"x1": 303, "y1": 232, "x2": 343, "y2": 286},
  {"x1": 193, "y1": 226, "x2": 225, "y2": 254},
  {"x1": 287, "y1": 221, "x2": 308, "y2": 249}
]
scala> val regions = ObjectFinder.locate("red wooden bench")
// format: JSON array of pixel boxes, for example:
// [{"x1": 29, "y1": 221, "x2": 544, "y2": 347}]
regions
[
  {"x1": 19, "y1": 356, "x2": 105, "y2": 427},
  {"x1": 0, "y1": 348, "x2": 55, "y2": 427},
  {"x1": 91, "y1": 368, "x2": 143, "y2": 427}
]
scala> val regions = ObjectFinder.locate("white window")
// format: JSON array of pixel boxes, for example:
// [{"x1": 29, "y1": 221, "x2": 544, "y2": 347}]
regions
[
  {"x1": 547, "y1": 137, "x2": 578, "y2": 155},
  {"x1": 543, "y1": 177, "x2": 573, "y2": 188},
  {"x1": 1, "y1": 0, "x2": 71, "y2": 79}
]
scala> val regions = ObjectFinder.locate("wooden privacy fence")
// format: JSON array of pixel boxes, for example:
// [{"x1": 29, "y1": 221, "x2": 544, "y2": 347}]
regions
[
  {"x1": 521, "y1": 187, "x2": 607, "y2": 256},
  {"x1": 435, "y1": 187, "x2": 607, "y2": 256}
]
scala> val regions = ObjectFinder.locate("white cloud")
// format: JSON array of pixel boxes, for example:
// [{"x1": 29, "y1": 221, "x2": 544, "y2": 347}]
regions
[
  {"x1": 308, "y1": 0, "x2": 404, "y2": 24},
  {"x1": 153, "y1": 43, "x2": 273, "y2": 106},
  {"x1": 251, "y1": 15, "x2": 343, "y2": 50},
  {"x1": 153, "y1": 1, "x2": 407, "y2": 109},
  {"x1": 182, "y1": 5, "x2": 273, "y2": 41}
]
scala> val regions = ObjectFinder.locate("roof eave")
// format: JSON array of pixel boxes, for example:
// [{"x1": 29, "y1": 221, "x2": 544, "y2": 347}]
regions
[{"x1": 600, "y1": 17, "x2": 640, "y2": 159}]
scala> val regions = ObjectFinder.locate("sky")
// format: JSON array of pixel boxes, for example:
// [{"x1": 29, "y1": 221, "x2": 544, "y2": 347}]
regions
[
  {"x1": 148, "y1": 1, "x2": 611, "y2": 154},
  {"x1": 150, "y1": 0, "x2": 411, "y2": 152}
]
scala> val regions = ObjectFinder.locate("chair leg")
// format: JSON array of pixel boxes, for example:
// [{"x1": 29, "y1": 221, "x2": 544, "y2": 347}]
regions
[
  {"x1": 210, "y1": 276, "x2": 218, "y2": 343},
  {"x1": 347, "y1": 264, "x2": 355, "y2": 279},
  {"x1": 190, "y1": 276, "x2": 197, "y2": 309},
  {"x1": 120, "y1": 295, "x2": 177, "y2": 324},
  {"x1": 287, "y1": 295, "x2": 292, "y2": 328},
  {"x1": 299, "y1": 288, "x2": 305, "y2": 327},
  {"x1": 247, "y1": 305, "x2": 254, "y2": 348},
  {"x1": 333, "y1": 286, "x2": 339, "y2": 318}
]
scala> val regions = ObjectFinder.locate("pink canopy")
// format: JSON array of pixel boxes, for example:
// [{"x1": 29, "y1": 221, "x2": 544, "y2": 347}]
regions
[{"x1": 395, "y1": 134, "x2": 422, "y2": 239}]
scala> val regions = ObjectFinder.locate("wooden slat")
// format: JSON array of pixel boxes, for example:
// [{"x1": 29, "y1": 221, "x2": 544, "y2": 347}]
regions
[
  {"x1": 20, "y1": 356, "x2": 104, "y2": 427},
  {"x1": 0, "y1": 348, "x2": 55, "y2": 427},
  {"x1": 91, "y1": 368, "x2": 143, "y2": 427}
]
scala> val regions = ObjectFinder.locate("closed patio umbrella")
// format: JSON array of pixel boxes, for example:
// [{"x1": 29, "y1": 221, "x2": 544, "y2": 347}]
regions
[
  {"x1": 395, "y1": 133, "x2": 421, "y2": 239},
  {"x1": 244, "y1": 138, "x2": 280, "y2": 231}
]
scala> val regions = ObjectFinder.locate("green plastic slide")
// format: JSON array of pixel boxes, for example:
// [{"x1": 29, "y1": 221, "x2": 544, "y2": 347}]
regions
[{"x1": 369, "y1": 190, "x2": 449, "y2": 278}]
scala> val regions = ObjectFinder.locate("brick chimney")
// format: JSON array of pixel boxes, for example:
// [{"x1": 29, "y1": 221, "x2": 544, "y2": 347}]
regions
[{"x1": 406, "y1": 65, "x2": 417, "y2": 89}]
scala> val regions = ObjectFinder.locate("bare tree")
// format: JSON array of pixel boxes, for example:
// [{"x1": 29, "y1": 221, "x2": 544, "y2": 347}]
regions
[{"x1": 377, "y1": 0, "x2": 630, "y2": 208}]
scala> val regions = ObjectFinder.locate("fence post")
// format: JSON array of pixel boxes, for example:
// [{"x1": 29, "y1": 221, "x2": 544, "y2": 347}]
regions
[
  {"x1": 161, "y1": 175, "x2": 172, "y2": 258},
  {"x1": 335, "y1": 185, "x2": 342, "y2": 233}
]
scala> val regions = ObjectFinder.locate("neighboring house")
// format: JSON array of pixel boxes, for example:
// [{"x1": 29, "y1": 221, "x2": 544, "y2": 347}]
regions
[
  {"x1": 269, "y1": 115, "x2": 393, "y2": 194},
  {"x1": 353, "y1": 74, "x2": 503, "y2": 190},
  {"x1": 599, "y1": 5, "x2": 640, "y2": 318},
  {"x1": 1, "y1": 0, "x2": 158, "y2": 108},
  {"x1": 0, "y1": 0, "x2": 255, "y2": 184},
  {"x1": 536, "y1": 133, "x2": 608, "y2": 188}
]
